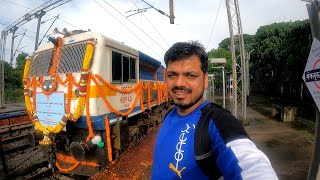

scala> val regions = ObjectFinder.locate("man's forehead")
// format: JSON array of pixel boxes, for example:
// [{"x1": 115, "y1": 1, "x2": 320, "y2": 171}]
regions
[{"x1": 167, "y1": 58, "x2": 201, "y2": 69}]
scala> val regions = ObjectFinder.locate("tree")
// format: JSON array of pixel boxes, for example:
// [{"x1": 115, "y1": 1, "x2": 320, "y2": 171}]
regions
[
  {"x1": 249, "y1": 20, "x2": 312, "y2": 98},
  {"x1": 14, "y1": 52, "x2": 28, "y2": 86},
  {"x1": 207, "y1": 48, "x2": 232, "y2": 91},
  {"x1": 218, "y1": 34, "x2": 255, "y2": 51},
  {"x1": 3, "y1": 52, "x2": 28, "y2": 102},
  {"x1": 207, "y1": 48, "x2": 232, "y2": 72}
]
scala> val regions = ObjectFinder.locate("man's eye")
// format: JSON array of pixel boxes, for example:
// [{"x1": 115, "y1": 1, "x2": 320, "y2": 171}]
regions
[
  {"x1": 189, "y1": 74, "x2": 196, "y2": 78},
  {"x1": 167, "y1": 74, "x2": 176, "y2": 77}
]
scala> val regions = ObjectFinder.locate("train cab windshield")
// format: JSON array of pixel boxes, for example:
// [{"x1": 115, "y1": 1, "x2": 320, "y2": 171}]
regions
[{"x1": 28, "y1": 41, "x2": 88, "y2": 77}]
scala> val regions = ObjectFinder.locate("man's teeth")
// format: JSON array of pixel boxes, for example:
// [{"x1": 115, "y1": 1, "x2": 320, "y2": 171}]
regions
[{"x1": 176, "y1": 92, "x2": 188, "y2": 94}]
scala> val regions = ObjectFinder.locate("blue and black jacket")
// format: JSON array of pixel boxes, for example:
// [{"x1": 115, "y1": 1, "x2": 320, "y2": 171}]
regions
[{"x1": 151, "y1": 100, "x2": 278, "y2": 180}]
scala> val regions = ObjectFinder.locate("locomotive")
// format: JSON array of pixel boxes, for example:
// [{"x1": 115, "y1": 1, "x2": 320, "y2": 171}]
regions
[{"x1": 22, "y1": 30, "x2": 168, "y2": 176}]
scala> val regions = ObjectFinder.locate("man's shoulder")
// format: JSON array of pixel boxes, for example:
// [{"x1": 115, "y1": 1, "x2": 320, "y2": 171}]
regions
[{"x1": 203, "y1": 104, "x2": 250, "y2": 143}]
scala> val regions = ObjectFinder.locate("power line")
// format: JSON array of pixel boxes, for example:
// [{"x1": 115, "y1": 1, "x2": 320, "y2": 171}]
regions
[
  {"x1": 130, "y1": 0, "x2": 170, "y2": 47},
  {"x1": 206, "y1": 0, "x2": 223, "y2": 50},
  {"x1": 101, "y1": 0, "x2": 166, "y2": 51},
  {"x1": 92, "y1": 0, "x2": 161, "y2": 58},
  {"x1": 2, "y1": 48, "x2": 31, "y2": 55},
  {"x1": 1, "y1": 23, "x2": 37, "y2": 39},
  {"x1": 39, "y1": 14, "x2": 60, "y2": 46},
  {"x1": 0, "y1": 22, "x2": 38, "y2": 35},
  {"x1": 128, "y1": 0, "x2": 139, "y2": 12},
  {"x1": 0, "y1": 0, "x2": 31, "y2": 10},
  {"x1": 56, "y1": 17, "x2": 83, "y2": 30},
  {"x1": 1, "y1": 0, "x2": 83, "y2": 31}
]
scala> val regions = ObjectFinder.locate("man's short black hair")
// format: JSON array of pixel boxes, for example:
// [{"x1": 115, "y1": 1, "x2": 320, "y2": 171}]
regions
[{"x1": 164, "y1": 41, "x2": 208, "y2": 73}]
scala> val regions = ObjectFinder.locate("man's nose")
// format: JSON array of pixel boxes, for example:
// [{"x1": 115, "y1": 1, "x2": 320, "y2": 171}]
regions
[{"x1": 175, "y1": 75, "x2": 186, "y2": 86}]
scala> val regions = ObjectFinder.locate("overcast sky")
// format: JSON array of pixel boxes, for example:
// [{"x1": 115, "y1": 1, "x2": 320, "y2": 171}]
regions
[{"x1": 0, "y1": 0, "x2": 309, "y2": 66}]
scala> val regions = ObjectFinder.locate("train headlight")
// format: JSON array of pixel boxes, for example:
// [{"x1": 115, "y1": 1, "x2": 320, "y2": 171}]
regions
[{"x1": 42, "y1": 79, "x2": 55, "y2": 92}]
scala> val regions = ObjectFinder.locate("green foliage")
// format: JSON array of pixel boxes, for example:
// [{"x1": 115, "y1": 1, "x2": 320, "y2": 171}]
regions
[
  {"x1": 3, "y1": 52, "x2": 28, "y2": 102},
  {"x1": 214, "y1": 20, "x2": 311, "y2": 100},
  {"x1": 207, "y1": 48, "x2": 232, "y2": 90},
  {"x1": 15, "y1": 52, "x2": 28, "y2": 70},
  {"x1": 218, "y1": 34, "x2": 255, "y2": 51},
  {"x1": 207, "y1": 48, "x2": 232, "y2": 72},
  {"x1": 250, "y1": 20, "x2": 312, "y2": 97}
]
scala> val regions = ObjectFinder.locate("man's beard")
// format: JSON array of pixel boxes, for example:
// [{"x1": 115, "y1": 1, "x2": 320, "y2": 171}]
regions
[{"x1": 172, "y1": 86, "x2": 204, "y2": 110}]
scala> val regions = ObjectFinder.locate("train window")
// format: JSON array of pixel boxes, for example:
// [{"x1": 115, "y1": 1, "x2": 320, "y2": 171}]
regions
[
  {"x1": 123, "y1": 56, "x2": 129, "y2": 82},
  {"x1": 130, "y1": 58, "x2": 136, "y2": 80},
  {"x1": 112, "y1": 51, "x2": 136, "y2": 83},
  {"x1": 112, "y1": 51, "x2": 122, "y2": 82}
]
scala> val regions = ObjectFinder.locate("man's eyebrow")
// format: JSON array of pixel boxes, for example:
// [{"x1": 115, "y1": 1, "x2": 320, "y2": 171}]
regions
[
  {"x1": 166, "y1": 71, "x2": 199, "y2": 75},
  {"x1": 183, "y1": 71, "x2": 198, "y2": 74},
  {"x1": 166, "y1": 70, "x2": 177, "y2": 74},
  {"x1": 183, "y1": 71, "x2": 198, "y2": 75}
]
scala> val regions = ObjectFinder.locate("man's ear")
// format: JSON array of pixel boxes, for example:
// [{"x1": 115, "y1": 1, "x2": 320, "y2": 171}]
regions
[{"x1": 204, "y1": 73, "x2": 208, "y2": 89}]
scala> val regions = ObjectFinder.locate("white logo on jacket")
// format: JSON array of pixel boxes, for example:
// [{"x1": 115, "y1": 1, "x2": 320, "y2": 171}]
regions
[{"x1": 169, "y1": 124, "x2": 195, "y2": 179}]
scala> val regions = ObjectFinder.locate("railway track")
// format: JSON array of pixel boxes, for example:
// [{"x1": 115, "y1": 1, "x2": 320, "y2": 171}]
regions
[
  {"x1": 0, "y1": 110, "x2": 28, "y2": 120},
  {"x1": 0, "y1": 104, "x2": 169, "y2": 179},
  {"x1": 0, "y1": 112, "x2": 50, "y2": 179}
]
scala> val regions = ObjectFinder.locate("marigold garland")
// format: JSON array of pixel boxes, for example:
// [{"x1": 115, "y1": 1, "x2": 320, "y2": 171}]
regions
[
  {"x1": 55, "y1": 153, "x2": 99, "y2": 172},
  {"x1": 143, "y1": 82, "x2": 151, "y2": 109},
  {"x1": 70, "y1": 40, "x2": 95, "y2": 120},
  {"x1": 94, "y1": 74, "x2": 140, "y2": 93},
  {"x1": 23, "y1": 58, "x2": 33, "y2": 114},
  {"x1": 104, "y1": 116, "x2": 112, "y2": 162},
  {"x1": 49, "y1": 37, "x2": 62, "y2": 75},
  {"x1": 23, "y1": 40, "x2": 95, "y2": 135},
  {"x1": 85, "y1": 75, "x2": 95, "y2": 141},
  {"x1": 22, "y1": 38, "x2": 169, "y2": 172},
  {"x1": 90, "y1": 74, "x2": 141, "y2": 116}
]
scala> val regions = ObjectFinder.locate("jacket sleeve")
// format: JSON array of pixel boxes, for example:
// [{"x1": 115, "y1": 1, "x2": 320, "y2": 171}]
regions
[
  {"x1": 223, "y1": 138, "x2": 278, "y2": 179},
  {"x1": 208, "y1": 111, "x2": 278, "y2": 180}
]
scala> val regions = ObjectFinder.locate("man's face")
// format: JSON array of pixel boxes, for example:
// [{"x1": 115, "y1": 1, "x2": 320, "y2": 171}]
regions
[{"x1": 166, "y1": 55, "x2": 208, "y2": 110}]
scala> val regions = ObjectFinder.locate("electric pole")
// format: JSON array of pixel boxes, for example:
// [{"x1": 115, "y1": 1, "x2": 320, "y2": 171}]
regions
[
  {"x1": 0, "y1": 0, "x2": 71, "y2": 108},
  {"x1": 225, "y1": 0, "x2": 247, "y2": 121},
  {"x1": 169, "y1": 0, "x2": 174, "y2": 24},
  {"x1": 305, "y1": 1, "x2": 320, "y2": 179},
  {"x1": 128, "y1": 0, "x2": 174, "y2": 24}
]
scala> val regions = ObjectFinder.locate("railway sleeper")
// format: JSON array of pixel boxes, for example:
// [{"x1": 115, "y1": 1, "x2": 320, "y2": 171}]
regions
[
  {"x1": 0, "y1": 123, "x2": 34, "y2": 136},
  {"x1": 14, "y1": 161, "x2": 49, "y2": 180},
  {"x1": 3, "y1": 142, "x2": 31, "y2": 153}
]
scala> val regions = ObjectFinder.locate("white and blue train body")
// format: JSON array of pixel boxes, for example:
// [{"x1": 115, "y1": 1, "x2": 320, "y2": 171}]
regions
[{"x1": 24, "y1": 31, "x2": 167, "y2": 175}]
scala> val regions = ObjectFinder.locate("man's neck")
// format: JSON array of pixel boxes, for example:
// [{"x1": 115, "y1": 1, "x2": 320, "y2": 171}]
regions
[{"x1": 177, "y1": 99, "x2": 205, "y2": 116}]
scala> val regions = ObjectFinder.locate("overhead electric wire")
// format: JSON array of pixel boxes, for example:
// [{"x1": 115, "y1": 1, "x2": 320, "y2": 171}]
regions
[
  {"x1": 1, "y1": 0, "x2": 83, "y2": 31},
  {"x1": 0, "y1": 22, "x2": 38, "y2": 36},
  {"x1": 0, "y1": 0, "x2": 31, "y2": 10},
  {"x1": 128, "y1": 0, "x2": 139, "y2": 12},
  {"x1": 1, "y1": 22, "x2": 36, "y2": 39},
  {"x1": 130, "y1": 0, "x2": 170, "y2": 47},
  {"x1": 55, "y1": 17, "x2": 83, "y2": 30},
  {"x1": 206, "y1": 0, "x2": 223, "y2": 50},
  {"x1": 101, "y1": 0, "x2": 166, "y2": 51},
  {"x1": 92, "y1": 0, "x2": 161, "y2": 58},
  {"x1": 13, "y1": 29, "x2": 27, "y2": 59},
  {"x1": 39, "y1": 14, "x2": 60, "y2": 46}
]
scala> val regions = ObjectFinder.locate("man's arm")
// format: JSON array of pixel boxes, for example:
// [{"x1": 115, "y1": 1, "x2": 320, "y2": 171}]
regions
[
  {"x1": 224, "y1": 138, "x2": 278, "y2": 179},
  {"x1": 209, "y1": 110, "x2": 278, "y2": 180}
]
